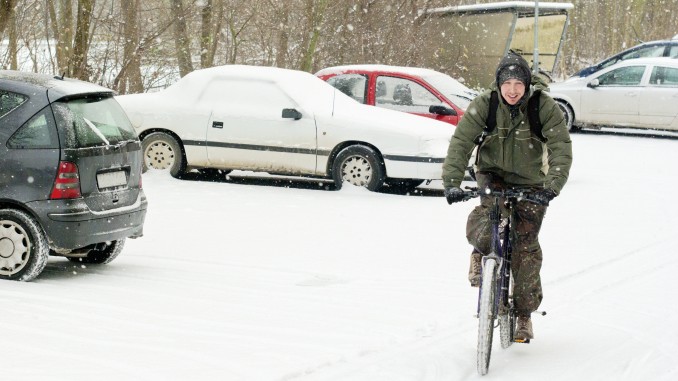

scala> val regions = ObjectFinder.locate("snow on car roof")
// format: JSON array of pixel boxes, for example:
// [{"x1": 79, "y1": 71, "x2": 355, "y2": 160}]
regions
[
  {"x1": 427, "y1": 1, "x2": 573, "y2": 15},
  {"x1": 0, "y1": 70, "x2": 113, "y2": 101}
]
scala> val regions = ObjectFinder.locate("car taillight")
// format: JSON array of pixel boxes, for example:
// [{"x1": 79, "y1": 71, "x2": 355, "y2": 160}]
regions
[{"x1": 50, "y1": 161, "x2": 82, "y2": 199}]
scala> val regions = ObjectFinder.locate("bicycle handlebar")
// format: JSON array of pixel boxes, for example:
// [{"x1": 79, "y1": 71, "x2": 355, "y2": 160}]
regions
[{"x1": 460, "y1": 186, "x2": 548, "y2": 205}]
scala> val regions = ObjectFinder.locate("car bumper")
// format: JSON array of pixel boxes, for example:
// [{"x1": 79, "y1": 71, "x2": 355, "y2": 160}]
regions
[{"x1": 27, "y1": 192, "x2": 148, "y2": 251}]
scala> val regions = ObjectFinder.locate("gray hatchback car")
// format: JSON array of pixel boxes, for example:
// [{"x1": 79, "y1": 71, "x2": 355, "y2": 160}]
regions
[{"x1": 0, "y1": 71, "x2": 147, "y2": 281}]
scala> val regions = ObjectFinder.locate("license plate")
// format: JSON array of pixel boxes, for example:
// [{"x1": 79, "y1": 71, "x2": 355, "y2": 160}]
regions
[{"x1": 97, "y1": 170, "x2": 127, "y2": 189}]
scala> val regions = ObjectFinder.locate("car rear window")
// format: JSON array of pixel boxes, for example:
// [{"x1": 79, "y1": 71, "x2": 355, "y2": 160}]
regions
[
  {"x1": 0, "y1": 90, "x2": 28, "y2": 118},
  {"x1": 52, "y1": 95, "x2": 137, "y2": 148}
]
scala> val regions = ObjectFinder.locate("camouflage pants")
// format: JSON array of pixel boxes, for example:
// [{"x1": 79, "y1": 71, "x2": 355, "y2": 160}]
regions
[{"x1": 466, "y1": 172, "x2": 547, "y2": 316}]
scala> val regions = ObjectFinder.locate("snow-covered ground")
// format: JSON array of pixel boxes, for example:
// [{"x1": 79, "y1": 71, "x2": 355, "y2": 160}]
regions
[{"x1": 2, "y1": 131, "x2": 677, "y2": 380}]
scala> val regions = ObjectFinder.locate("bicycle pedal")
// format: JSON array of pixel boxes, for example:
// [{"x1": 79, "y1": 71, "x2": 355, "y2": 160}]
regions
[{"x1": 514, "y1": 338, "x2": 530, "y2": 344}]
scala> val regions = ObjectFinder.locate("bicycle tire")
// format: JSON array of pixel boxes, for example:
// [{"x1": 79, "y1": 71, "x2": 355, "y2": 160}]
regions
[
  {"x1": 477, "y1": 258, "x2": 497, "y2": 375},
  {"x1": 499, "y1": 274, "x2": 515, "y2": 349},
  {"x1": 499, "y1": 313, "x2": 514, "y2": 349}
]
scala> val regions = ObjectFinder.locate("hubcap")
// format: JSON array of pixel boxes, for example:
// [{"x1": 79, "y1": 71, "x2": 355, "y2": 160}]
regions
[
  {"x1": 145, "y1": 141, "x2": 175, "y2": 170},
  {"x1": 0, "y1": 221, "x2": 30, "y2": 275},
  {"x1": 340, "y1": 156, "x2": 372, "y2": 187}
]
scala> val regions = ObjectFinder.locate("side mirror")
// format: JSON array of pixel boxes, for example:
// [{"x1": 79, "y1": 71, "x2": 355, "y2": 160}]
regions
[
  {"x1": 429, "y1": 105, "x2": 457, "y2": 116},
  {"x1": 282, "y1": 108, "x2": 302, "y2": 120},
  {"x1": 587, "y1": 78, "x2": 600, "y2": 88}
]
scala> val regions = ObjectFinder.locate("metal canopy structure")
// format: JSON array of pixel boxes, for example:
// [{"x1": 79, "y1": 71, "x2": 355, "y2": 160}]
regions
[{"x1": 420, "y1": 1, "x2": 574, "y2": 89}]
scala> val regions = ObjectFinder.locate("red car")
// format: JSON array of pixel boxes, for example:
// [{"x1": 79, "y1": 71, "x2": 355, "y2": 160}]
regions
[{"x1": 316, "y1": 65, "x2": 477, "y2": 126}]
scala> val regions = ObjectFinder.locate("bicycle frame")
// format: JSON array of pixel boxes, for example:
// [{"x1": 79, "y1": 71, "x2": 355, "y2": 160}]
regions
[{"x1": 476, "y1": 192, "x2": 515, "y2": 320}]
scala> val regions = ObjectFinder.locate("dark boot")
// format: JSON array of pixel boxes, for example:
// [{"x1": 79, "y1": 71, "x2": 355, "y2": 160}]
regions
[
  {"x1": 515, "y1": 316, "x2": 534, "y2": 341},
  {"x1": 469, "y1": 252, "x2": 481, "y2": 287}
]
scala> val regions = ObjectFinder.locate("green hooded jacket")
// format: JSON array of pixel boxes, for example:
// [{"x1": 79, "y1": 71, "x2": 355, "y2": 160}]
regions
[{"x1": 442, "y1": 63, "x2": 573, "y2": 193}]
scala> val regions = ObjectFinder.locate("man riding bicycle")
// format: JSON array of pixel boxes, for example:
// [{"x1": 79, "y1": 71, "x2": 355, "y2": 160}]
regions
[{"x1": 442, "y1": 51, "x2": 573, "y2": 342}]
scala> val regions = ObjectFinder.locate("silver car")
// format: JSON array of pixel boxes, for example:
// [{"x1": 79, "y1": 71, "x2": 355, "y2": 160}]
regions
[{"x1": 550, "y1": 57, "x2": 678, "y2": 131}]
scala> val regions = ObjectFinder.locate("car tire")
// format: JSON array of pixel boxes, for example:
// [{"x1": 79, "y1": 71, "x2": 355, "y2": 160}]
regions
[
  {"x1": 0, "y1": 209, "x2": 49, "y2": 282},
  {"x1": 332, "y1": 145, "x2": 385, "y2": 191},
  {"x1": 68, "y1": 239, "x2": 125, "y2": 265},
  {"x1": 142, "y1": 132, "x2": 186, "y2": 177},
  {"x1": 555, "y1": 100, "x2": 577, "y2": 131}
]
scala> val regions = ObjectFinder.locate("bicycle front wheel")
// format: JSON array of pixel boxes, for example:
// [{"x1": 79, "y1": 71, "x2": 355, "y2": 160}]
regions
[{"x1": 477, "y1": 258, "x2": 498, "y2": 375}]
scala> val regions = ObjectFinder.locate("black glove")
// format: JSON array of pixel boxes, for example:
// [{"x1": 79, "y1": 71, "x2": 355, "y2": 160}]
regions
[
  {"x1": 532, "y1": 188, "x2": 557, "y2": 205},
  {"x1": 444, "y1": 186, "x2": 466, "y2": 205}
]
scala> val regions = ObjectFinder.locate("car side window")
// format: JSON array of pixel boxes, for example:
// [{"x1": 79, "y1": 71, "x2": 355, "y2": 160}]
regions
[
  {"x1": 0, "y1": 90, "x2": 28, "y2": 119},
  {"x1": 597, "y1": 66, "x2": 645, "y2": 86},
  {"x1": 326, "y1": 74, "x2": 367, "y2": 103},
  {"x1": 201, "y1": 79, "x2": 295, "y2": 115},
  {"x1": 374, "y1": 76, "x2": 443, "y2": 114},
  {"x1": 7, "y1": 106, "x2": 59, "y2": 149},
  {"x1": 649, "y1": 66, "x2": 678, "y2": 86},
  {"x1": 669, "y1": 45, "x2": 678, "y2": 58}
]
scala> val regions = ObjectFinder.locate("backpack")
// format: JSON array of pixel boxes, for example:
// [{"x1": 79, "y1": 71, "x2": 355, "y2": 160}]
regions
[{"x1": 474, "y1": 90, "x2": 547, "y2": 145}]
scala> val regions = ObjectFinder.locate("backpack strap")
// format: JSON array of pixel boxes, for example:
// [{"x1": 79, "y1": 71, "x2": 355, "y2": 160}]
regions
[
  {"x1": 527, "y1": 89, "x2": 547, "y2": 142},
  {"x1": 474, "y1": 91, "x2": 499, "y2": 145}
]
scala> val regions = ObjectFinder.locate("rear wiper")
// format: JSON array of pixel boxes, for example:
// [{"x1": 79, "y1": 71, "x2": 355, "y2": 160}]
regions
[{"x1": 82, "y1": 117, "x2": 110, "y2": 145}]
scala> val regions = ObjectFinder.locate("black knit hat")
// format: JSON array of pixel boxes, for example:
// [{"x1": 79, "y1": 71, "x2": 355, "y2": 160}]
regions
[{"x1": 495, "y1": 51, "x2": 531, "y2": 87}]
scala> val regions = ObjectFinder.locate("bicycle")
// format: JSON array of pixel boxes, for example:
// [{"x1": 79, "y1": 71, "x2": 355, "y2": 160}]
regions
[{"x1": 458, "y1": 186, "x2": 548, "y2": 375}]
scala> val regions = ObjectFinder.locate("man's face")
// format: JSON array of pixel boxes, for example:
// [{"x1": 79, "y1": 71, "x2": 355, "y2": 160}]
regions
[{"x1": 500, "y1": 79, "x2": 526, "y2": 105}]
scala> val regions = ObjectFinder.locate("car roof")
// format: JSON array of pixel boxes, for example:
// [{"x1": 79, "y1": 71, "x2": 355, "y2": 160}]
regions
[
  {"x1": 610, "y1": 57, "x2": 678, "y2": 67},
  {"x1": 0, "y1": 70, "x2": 112, "y2": 100},
  {"x1": 315, "y1": 64, "x2": 446, "y2": 78}
]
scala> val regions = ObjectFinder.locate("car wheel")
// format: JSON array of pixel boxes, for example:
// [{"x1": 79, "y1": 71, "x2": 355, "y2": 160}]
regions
[
  {"x1": 68, "y1": 239, "x2": 125, "y2": 265},
  {"x1": 332, "y1": 145, "x2": 385, "y2": 191},
  {"x1": 0, "y1": 209, "x2": 49, "y2": 281},
  {"x1": 142, "y1": 132, "x2": 186, "y2": 177},
  {"x1": 555, "y1": 100, "x2": 577, "y2": 131}
]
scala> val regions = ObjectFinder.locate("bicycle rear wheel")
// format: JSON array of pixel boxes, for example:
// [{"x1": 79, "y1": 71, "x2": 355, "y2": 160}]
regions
[
  {"x1": 477, "y1": 258, "x2": 497, "y2": 375},
  {"x1": 499, "y1": 275, "x2": 515, "y2": 349},
  {"x1": 499, "y1": 313, "x2": 514, "y2": 349}
]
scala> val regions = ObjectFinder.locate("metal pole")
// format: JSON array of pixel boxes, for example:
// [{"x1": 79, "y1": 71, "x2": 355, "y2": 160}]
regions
[{"x1": 533, "y1": 0, "x2": 540, "y2": 74}]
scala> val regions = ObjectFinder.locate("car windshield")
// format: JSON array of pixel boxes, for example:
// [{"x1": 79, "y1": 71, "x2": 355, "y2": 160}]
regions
[
  {"x1": 421, "y1": 74, "x2": 477, "y2": 110},
  {"x1": 52, "y1": 95, "x2": 137, "y2": 148}
]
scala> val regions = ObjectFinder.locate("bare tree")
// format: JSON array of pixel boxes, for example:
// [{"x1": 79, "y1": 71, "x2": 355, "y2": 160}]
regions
[
  {"x1": 170, "y1": 0, "x2": 193, "y2": 76},
  {"x1": 70, "y1": 0, "x2": 94, "y2": 79},
  {"x1": 299, "y1": 0, "x2": 329, "y2": 72}
]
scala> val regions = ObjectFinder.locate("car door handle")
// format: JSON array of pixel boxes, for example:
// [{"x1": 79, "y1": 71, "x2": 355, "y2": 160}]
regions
[
  {"x1": 625, "y1": 92, "x2": 638, "y2": 97},
  {"x1": 212, "y1": 121, "x2": 224, "y2": 128}
]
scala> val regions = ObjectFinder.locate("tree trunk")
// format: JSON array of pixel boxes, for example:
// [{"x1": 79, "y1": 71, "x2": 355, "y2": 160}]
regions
[
  {"x1": 300, "y1": 0, "x2": 329, "y2": 72},
  {"x1": 170, "y1": 0, "x2": 194, "y2": 77},
  {"x1": 0, "y1": 0, "x2": 16, "y2": 37},
  {"x1": 118, "y1": 0, "x2": 143, "y2": 93},
  {"x1": 200, "y1": 0, "x2": 212, "y2": 68},
  {"x1": 275, "y1": 3, "x2": 290, "y2": 68},
  {"x1": 48, "y1": 0, "x2": 74, "y2": 76},
  {"x1": 71, "y1": 0, "x2": 94, "y2": 80}
]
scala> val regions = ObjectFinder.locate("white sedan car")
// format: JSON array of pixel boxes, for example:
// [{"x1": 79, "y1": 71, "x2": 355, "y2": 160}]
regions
[
  {"x1": 550, "y1": 57, "x2": 678, "y2": 131},
  {"x1": 116, "y1": 65, "x2": 454, "y2": 192}
]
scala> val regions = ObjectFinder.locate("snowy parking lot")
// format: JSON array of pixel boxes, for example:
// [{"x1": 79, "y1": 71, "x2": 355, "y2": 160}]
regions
[{"x1": 2, "y1": 131, "x2": 677, "y2": 380}]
